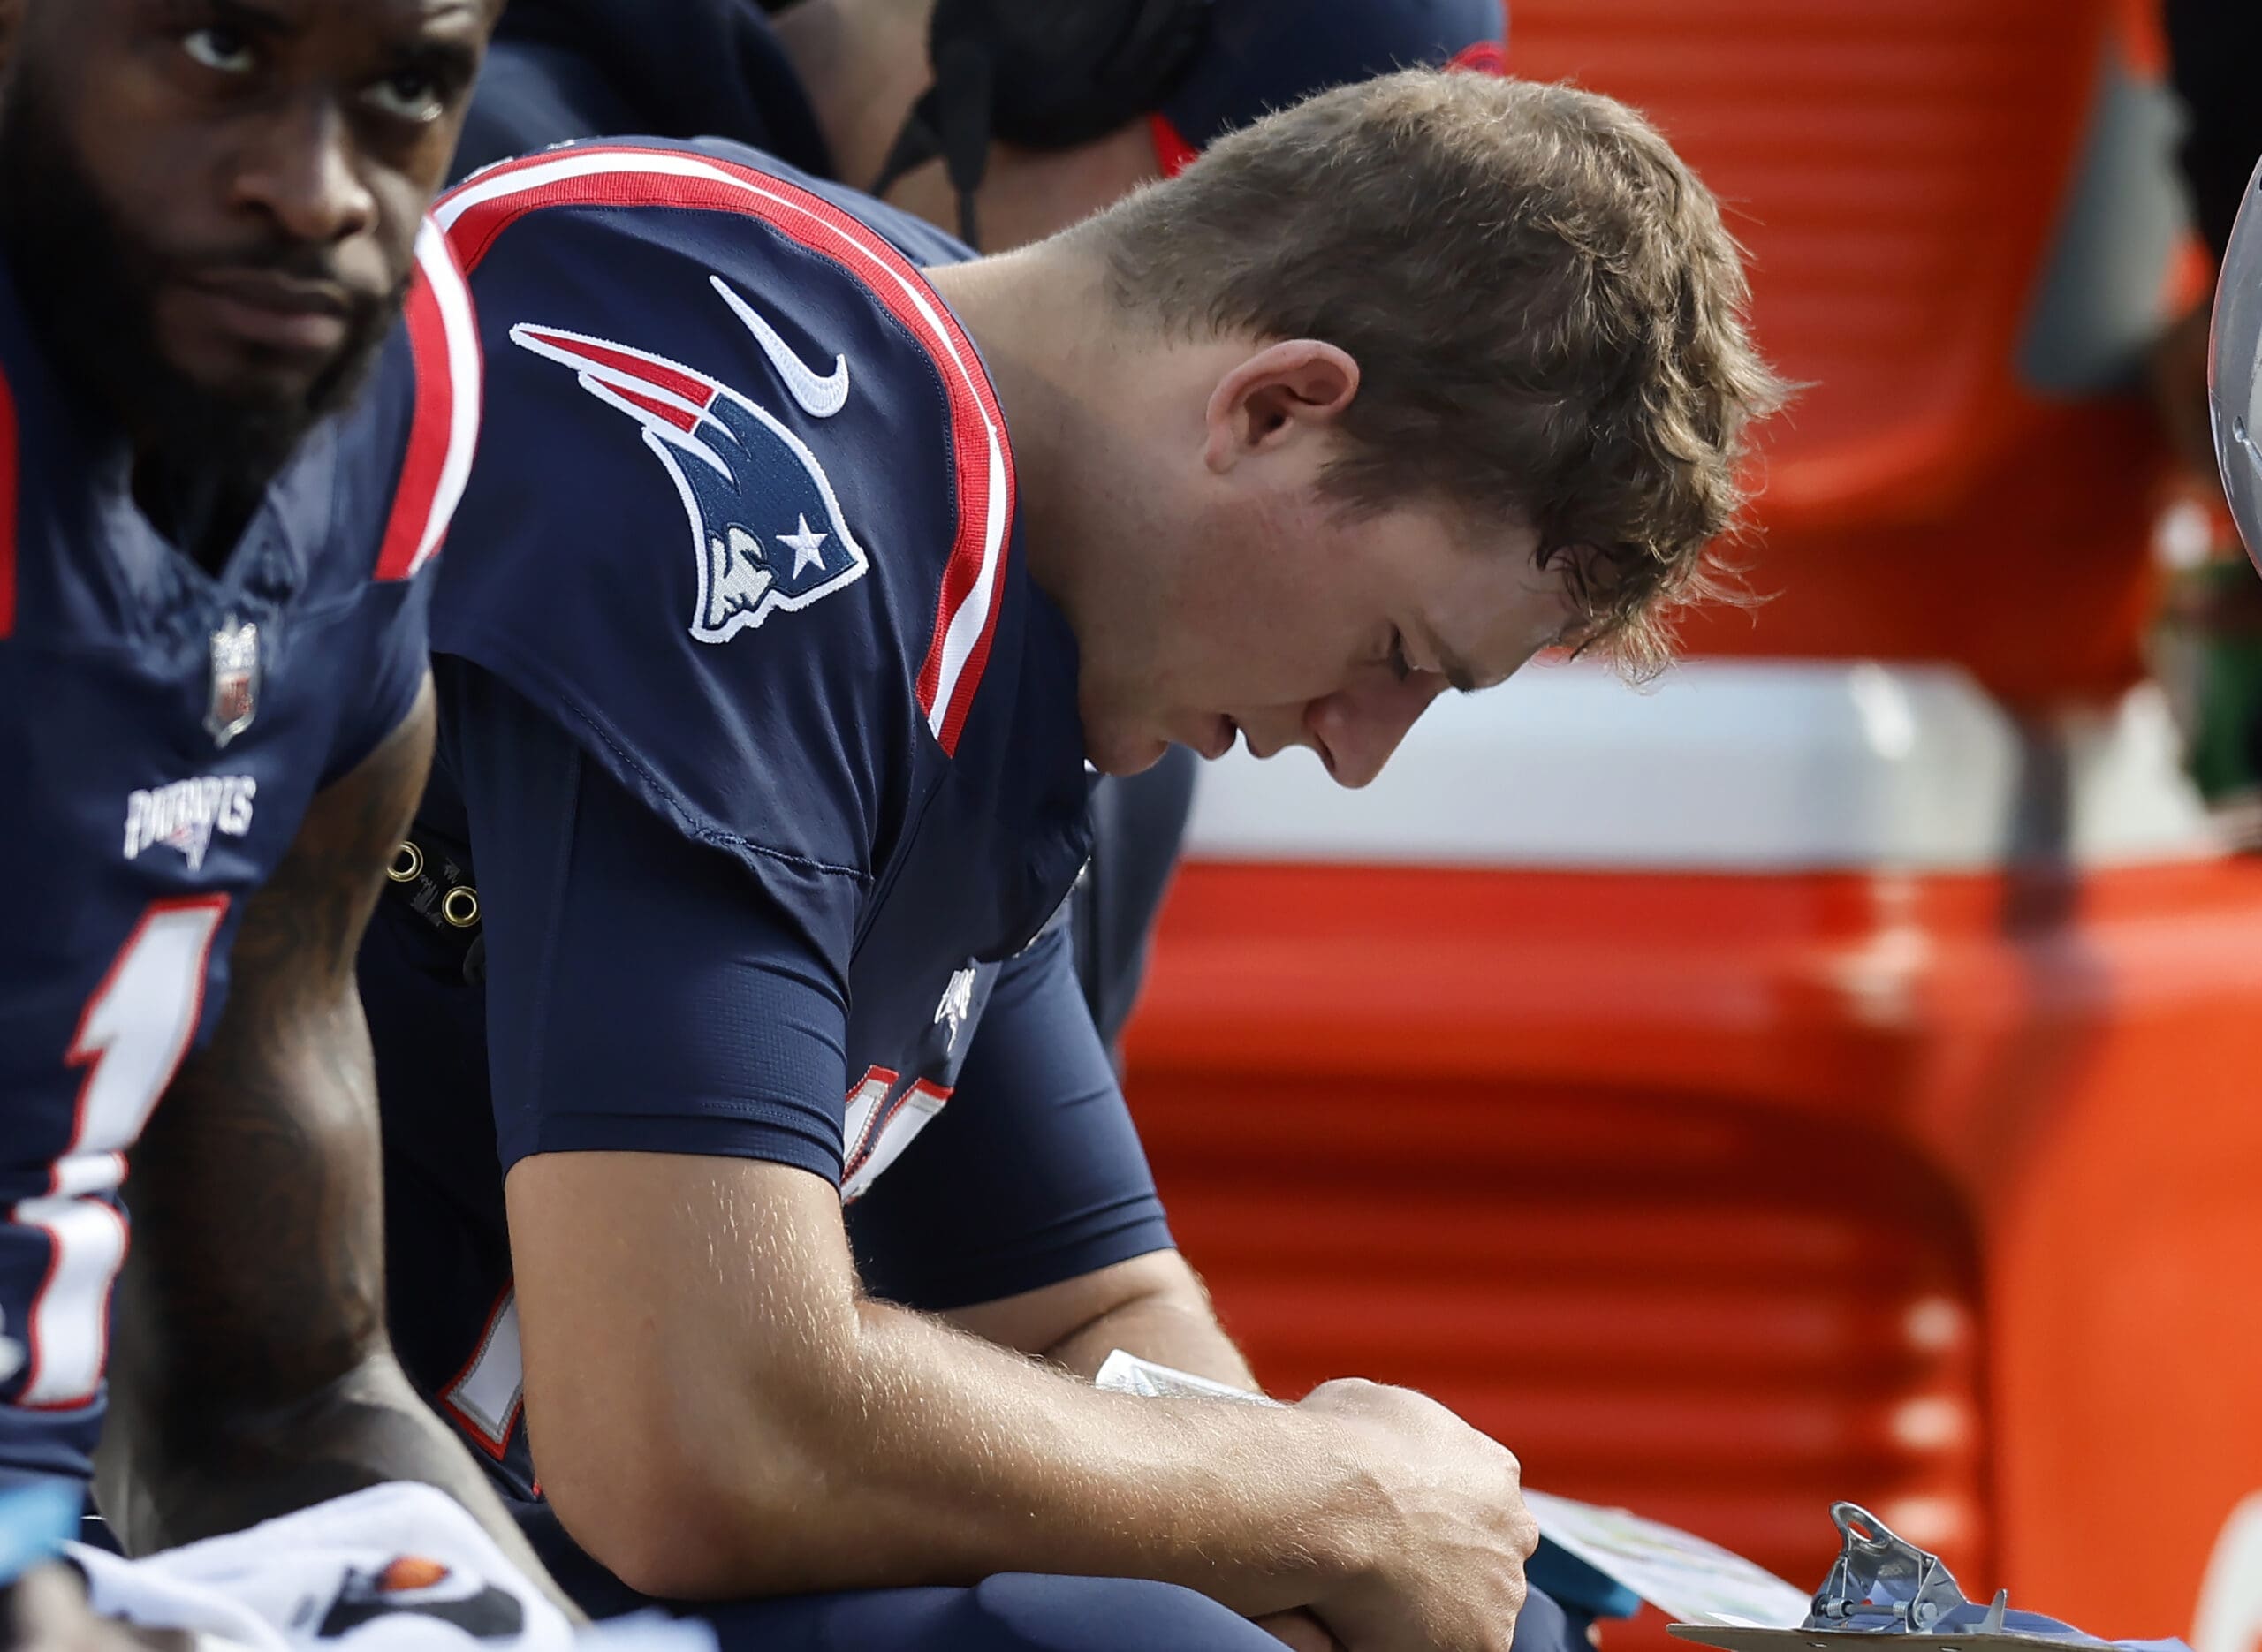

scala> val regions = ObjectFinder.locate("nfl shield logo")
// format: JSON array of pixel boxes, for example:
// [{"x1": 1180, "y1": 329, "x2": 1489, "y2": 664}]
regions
[{"x1": 205, "y1": 617, "x2": 260, "y2": 747}]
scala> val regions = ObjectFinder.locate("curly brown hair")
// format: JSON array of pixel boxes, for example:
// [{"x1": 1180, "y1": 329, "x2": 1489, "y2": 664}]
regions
[{"x1": 1088, "y1": 70, "x2": 1788, "y2": 678}]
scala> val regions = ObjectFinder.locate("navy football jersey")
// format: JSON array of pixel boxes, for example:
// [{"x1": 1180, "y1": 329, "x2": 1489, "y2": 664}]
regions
[
  {"x1": 0, "y1": 227, "x2": 482, "y2": 1490},
  {"x1": 360, "y1": 140, "x2": 1171, "y2": 1494}
]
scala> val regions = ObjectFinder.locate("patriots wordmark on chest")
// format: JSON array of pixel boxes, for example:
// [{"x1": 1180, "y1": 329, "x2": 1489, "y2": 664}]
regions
[
  {"x1": 510, "y1": 276, "x2": 870, "y2": 646},
  {"x1": 123, "y1": 774, "x2": 258, "y2": 872},
  {"x1": 205, "y1": 616, "x2": 261, "y2": 746}
]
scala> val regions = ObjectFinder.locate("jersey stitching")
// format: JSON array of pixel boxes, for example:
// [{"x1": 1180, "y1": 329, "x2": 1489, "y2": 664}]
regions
[
  {"x1": 0, "y1": 351, "x2": 19, "y2": 639},
  {"x1": 847, "y1": 765, "x2": 954, "y2": 960},
  {"x1": 548, "y1": 694, "x2": 870, "y2": 883},
  {"x1": 520, "y1": 739, "x2": 580, "y2": 1121}
]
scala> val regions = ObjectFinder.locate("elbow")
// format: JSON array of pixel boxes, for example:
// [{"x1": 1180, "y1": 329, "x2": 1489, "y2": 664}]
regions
[
  {"x1": 577, "y1": 1529, "x2": 738, "y2": 1603},
  {"x1": 535, "y1": 1410, "x2": 831, "y2": 1602},
  {"x1": 541, "y1": 1449, "x2": 747, "y2": 1601}
]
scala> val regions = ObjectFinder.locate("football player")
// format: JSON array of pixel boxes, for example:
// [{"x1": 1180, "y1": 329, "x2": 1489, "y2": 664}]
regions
[
  {"x1": 443, "y1": 0, "x2": 1514, "y2": 1068},
  {"x1": 360, "y1": 70, "x2": 1785, "y2": 1652},
  {"x1": 0, "y1": 0, "x2": 569, "y2": 1636}
]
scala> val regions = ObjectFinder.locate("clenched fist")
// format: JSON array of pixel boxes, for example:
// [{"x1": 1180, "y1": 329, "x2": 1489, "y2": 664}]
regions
[{"x1": 1296, "y1": 1379, "x2": 1542, "y2": 1652}]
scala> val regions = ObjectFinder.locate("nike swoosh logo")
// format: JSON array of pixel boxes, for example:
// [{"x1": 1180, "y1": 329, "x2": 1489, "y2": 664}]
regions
[{"x1": 711, "y1": 276, "x2": 850, "y2": 419}]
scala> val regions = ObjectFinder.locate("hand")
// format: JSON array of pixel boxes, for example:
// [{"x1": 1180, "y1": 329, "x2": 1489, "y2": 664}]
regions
[
  {"x1": 1297, "y1": 1378, "x2": 1541, "y2": 1652},
  {"x1": 7, "y1": 1567, "x2": 193, "y2": 1652}
]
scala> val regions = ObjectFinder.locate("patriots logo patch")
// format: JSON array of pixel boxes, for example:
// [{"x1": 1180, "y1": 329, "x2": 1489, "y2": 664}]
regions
[{"x1": 512, "y1": 277, "x2": 869, "y2": 644}]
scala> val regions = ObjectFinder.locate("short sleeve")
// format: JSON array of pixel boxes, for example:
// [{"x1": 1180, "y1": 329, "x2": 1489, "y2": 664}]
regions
[
  {"x1": 437, "y1": 659, "x2": 861, "y2": 1183},
  {"x1": 847, "y1": 926, "x2": 1175, "y2": 1310},
  {"x1": 319, "y1": 563, "x2": 438, "y2": 789},
  {"x1": 422, "y1": 161, "x2": 1000, "y2": 888}
]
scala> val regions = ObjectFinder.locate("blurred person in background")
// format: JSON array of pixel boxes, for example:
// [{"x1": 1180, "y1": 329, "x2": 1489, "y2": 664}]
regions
[
  {"x1": 2150, "y1": 0, "x2": 2262, "y2": 823},
  {"x1": 2153, "y1": 0, "x2": 2262, "y2": 474},
  {"x1": 359, "y1": 63, "x2": 1783, "y2": 1652},
  {"x1": 2209, "y1": 168, "x2": 2262, "y2": 570}
]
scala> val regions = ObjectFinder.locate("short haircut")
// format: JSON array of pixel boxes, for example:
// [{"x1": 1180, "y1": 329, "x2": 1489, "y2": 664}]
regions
[{"x1": 1089, "y1": 69, "x2": 1789, "y2": 678}]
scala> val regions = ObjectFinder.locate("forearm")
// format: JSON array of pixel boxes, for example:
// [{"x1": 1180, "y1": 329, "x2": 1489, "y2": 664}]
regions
[
  {"x1": 1043, "y1": 1282, "x2": 1259, "y2": 1389},
  {"x1": 600, "y1": 1292, "x2": 1371, "y2": 1608},
  {"x1": 97, "y1": 1019, "x2": 573, "y2": 1612},
  {"x1": 839, "y1": 1298, "x2": 1316, "y2": 1596},
  {"x1": 98, "y1": 1349, "x2": 560, "y2": 1594}
]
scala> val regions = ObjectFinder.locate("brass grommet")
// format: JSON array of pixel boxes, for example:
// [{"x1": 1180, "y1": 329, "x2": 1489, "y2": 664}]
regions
[
  {"x1": 387, "y1": 841, "x2": 424, "y2": 883},
  {"x1": 440, "y1": 885, "x2": 481, "y2": 929}
]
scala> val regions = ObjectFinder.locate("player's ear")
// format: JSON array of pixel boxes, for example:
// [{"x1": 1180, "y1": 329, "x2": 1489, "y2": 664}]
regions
[{"x1": 1202, "y1": 339, "x2": 1360, "y2": 474}]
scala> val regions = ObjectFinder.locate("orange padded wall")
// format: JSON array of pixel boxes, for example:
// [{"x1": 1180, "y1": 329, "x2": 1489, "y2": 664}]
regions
[
  {"x1": 1504, "y1": 0, "x2": 2171, "y2": 704},
  {"x1": 1126, "y1": 860, "x2": 2262, "y2": 1646}
]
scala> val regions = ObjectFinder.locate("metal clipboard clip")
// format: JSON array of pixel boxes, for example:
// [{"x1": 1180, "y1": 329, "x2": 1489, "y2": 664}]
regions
[{"x1": 1809, "y1": 1503, "x2": 2008, "y2": 1636}]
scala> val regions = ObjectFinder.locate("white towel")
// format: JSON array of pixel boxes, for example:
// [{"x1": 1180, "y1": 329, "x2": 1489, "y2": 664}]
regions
[{"x1": 69, "y1": 1485, "x2": 710, "y2": 1652}]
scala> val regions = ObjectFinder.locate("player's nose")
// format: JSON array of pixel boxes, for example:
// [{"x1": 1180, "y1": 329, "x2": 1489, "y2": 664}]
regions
[
  {"x1": 232, "y1": 98, "x2": 378, "y2": 247},
  {"x1": 1306, "y1": 673, "x2": 1446, "y2": 789}
]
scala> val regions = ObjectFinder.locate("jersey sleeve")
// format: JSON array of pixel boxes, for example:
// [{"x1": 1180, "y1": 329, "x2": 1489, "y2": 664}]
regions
[
  {"x1": 423, "y1": 148, "x2": 1008, "y2": 891},
  {"x1": 846, "y1": 925, "x2": 1176, "y2": 1310},
  {"x1": 323, "y1": 221, "x2": 483, "y2": 786},
  {"x1": 438, "y1": 658, "x2": 858, "y2": 1181}
]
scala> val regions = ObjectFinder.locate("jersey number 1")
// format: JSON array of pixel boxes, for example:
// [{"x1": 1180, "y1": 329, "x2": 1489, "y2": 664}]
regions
[{"x1": 15, "y1": 898, "x2": 228, "y2": 1408}]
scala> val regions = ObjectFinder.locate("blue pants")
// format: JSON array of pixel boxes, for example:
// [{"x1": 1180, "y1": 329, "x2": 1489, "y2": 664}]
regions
[
  {"x1": 703, "y1": 1573, "x2": 1587, "y2": 1651},
  {"x1": 523, "y1": 1504, "x2": 1592, "y2": 1652},
  {"x1": 694, "y1": 1574, "x2": 1289, "y2": 1651}
]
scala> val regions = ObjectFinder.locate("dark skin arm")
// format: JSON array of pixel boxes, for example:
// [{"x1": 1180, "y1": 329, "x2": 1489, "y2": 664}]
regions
[{"x1": 90, "y1": 681, "x2": 571, "y2": 1613}]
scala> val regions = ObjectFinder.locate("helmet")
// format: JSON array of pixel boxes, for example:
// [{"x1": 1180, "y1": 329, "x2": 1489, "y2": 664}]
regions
[{"x1": 2210, "y1": 155, "x2": 2262, "y2": 567}]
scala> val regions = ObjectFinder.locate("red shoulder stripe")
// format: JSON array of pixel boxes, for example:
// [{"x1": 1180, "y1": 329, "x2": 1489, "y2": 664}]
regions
[
  {"x1": 435, "y1": 147, "x2": 1014, "y2": 756},
  {"x1": 374, "y1": 222, "x2": 482, "y2": 582},
  {"x1": 1448, "y1": 40, "x2": 1508, "y2": 75}
]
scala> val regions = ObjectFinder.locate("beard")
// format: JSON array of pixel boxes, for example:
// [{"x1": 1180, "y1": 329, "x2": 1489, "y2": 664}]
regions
[{"x1": 0, "y1": 65, "x2": 406, "y2": 510}]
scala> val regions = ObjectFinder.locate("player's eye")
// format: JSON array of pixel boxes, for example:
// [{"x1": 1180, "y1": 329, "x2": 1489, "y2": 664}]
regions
[
  {"x1": 362, "y1": 69, "x2": 446, "y2": 125},
  {"x1": 182, "y1": 26, "x2": 256, "y2": 75}
]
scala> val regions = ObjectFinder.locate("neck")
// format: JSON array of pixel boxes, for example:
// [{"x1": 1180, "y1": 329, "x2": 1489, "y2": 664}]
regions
[
  {"x1": 772, "y1": 0, "x2": 936, "y2": 194},
  {"x1": 924, "y1": 245, "x2": 1131, "y2": 625}
]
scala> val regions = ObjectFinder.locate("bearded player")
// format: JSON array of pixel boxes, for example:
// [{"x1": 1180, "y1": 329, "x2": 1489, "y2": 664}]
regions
[{"x1": 0, "y1": 0, "x2": 580, "y2": 1640}]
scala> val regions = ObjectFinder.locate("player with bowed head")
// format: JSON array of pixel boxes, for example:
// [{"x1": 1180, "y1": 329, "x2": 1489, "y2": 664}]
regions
[
  {"x1": 0, "y1": 0, "x2": 589, "y2": 1646},
  {"x1": 442, "y1": 0, "x2": 1516, "y2": 1080},
  {"x1": 357, "y1": 67, "x2": 1787, "y2": 1652}
]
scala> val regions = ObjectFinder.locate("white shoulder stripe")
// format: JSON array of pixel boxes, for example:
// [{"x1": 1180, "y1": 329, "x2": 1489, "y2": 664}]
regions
[{"x1": 408, "y1": 220, "x2": 483, "y2": 580}]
